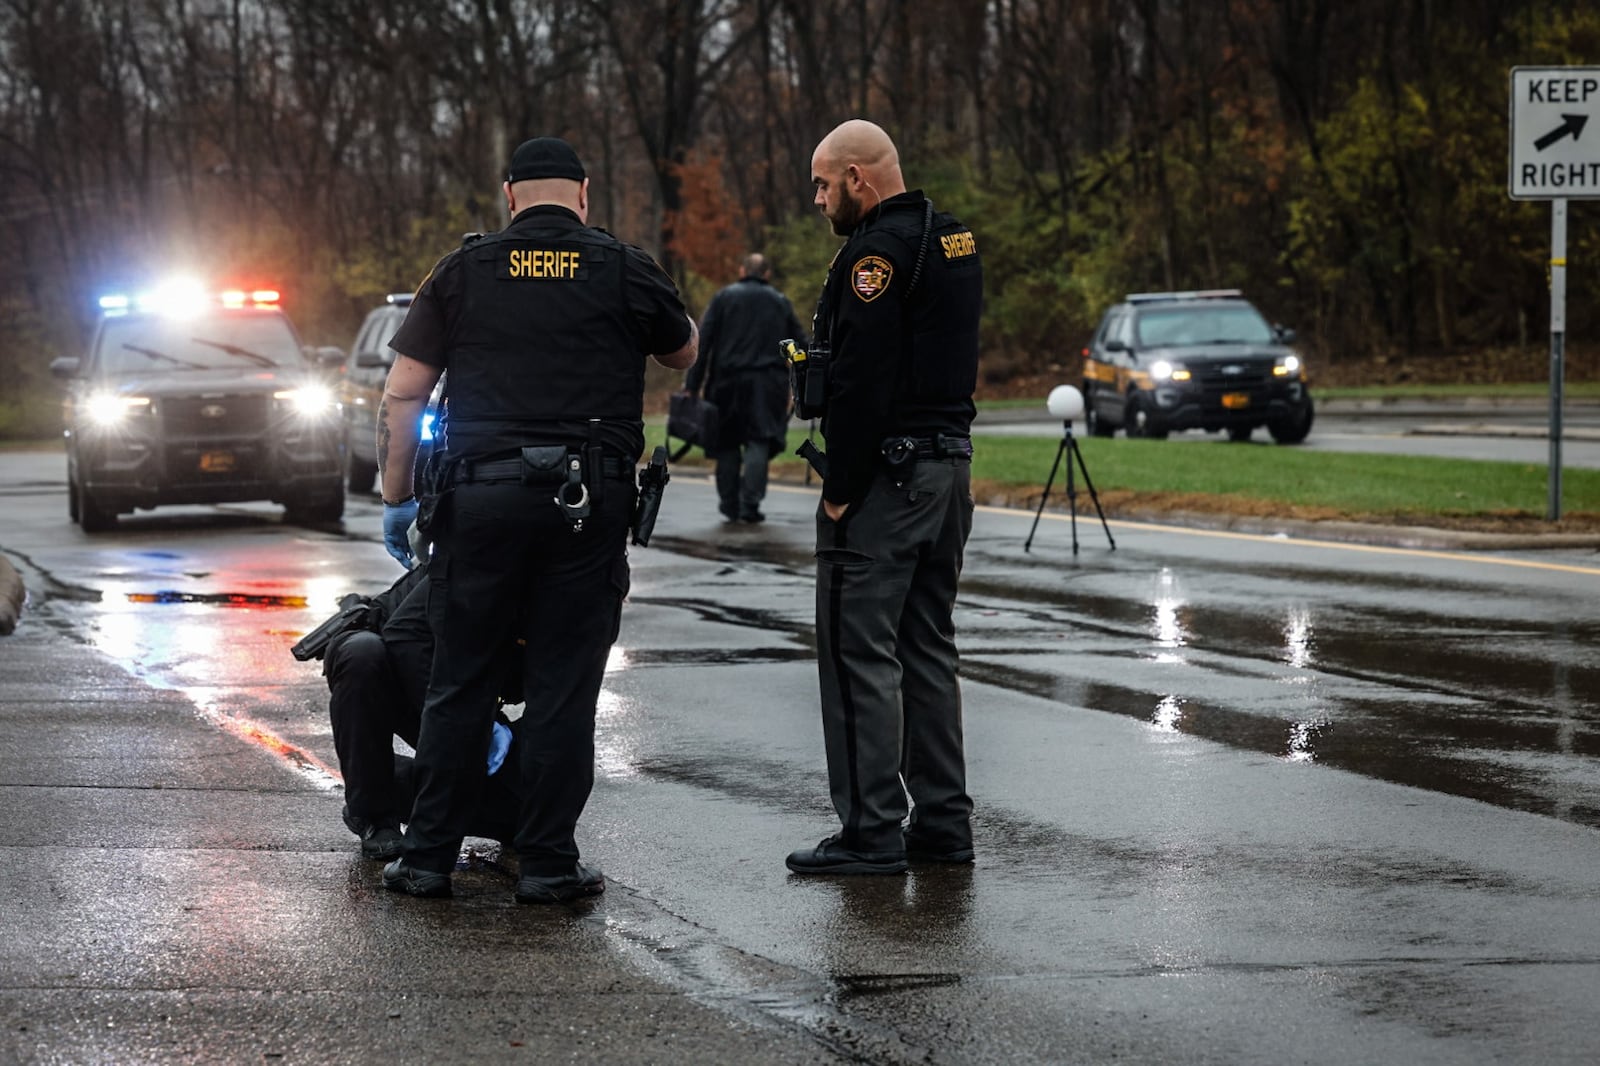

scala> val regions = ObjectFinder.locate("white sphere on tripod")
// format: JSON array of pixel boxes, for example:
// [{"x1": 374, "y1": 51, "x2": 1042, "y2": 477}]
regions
[{"x1": 1046, "y1": 384, "x2": 1085, "y2": 420}]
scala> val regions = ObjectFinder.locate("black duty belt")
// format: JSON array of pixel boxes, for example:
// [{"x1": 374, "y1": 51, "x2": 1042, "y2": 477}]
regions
[
  {"x1": 881, "y1": 434, "x2": 973, "y2": 461},
  {"x1": 456, "y1": 455, "x2": 634, "y2": 484}
]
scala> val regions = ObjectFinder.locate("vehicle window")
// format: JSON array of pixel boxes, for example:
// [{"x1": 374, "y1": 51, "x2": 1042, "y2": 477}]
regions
[
  {"x1": 352, "y1": 316, "x2": 380, "y2": 358},
  {"x1": 1135, "y1": 305, "x2": 1273, "y2": 347},
  {"x1": 93, "y1": 312, "x2": 304, "y2": 375},
  {"x1": 1112, "y1": 312, "x2": 1134, "y2": 347},
  {"x1": 1092, "y1": 312, "x2": 1114, "y2": 348},
  {"x1": 1097, "y1": 310, "x2": 1124, "y2": 350},
  {"x1": 373, "y1": 309, "x2": 405, "y2": 354}
]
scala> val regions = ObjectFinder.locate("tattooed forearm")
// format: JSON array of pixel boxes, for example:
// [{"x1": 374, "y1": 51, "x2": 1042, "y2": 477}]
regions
[{"x1": 376, "y1": 399, "x2": 392, "y2": 479}]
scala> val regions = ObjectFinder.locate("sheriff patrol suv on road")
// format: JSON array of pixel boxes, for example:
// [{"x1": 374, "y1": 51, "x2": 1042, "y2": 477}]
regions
[
  {"x1": 338, "y1": 293, "x2": 443, "y2": 494},
  {"x1": 51, "y1": 284, "x2": 345, "y2": 531},
  {"x1": 1081, "y1": 290, "x2": 1313, "y2": 444}
]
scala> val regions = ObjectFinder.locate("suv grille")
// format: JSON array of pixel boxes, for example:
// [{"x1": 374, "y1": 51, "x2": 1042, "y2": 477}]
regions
[
  {"x1": 160, "y1": 394, "x2": 272, "y2": 440},
  {"x1": 1191, "y1": 361, "x2": 1272, "y2": 392}
]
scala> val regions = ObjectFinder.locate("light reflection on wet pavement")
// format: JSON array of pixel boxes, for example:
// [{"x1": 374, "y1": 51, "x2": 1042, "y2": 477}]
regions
[
  {"x1": 30, "y1": 490, "x2": 1600, "y2": 829},
  {"x1": 950, "y1": 545, "x2": 1600, "y2": 827}
]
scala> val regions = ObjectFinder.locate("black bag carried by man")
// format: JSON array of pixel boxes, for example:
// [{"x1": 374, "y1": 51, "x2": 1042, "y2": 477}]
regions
[{"x1": 666, "y1": 390, "x2": 719, "y2": 461}]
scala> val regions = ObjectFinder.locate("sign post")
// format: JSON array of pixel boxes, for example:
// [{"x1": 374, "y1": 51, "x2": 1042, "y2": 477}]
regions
[
  {"x1": 1549, "y1": 201, "x2": 1565, "y2": 521},
  {"x1": 1509, "y1": 66, "x2": 1599, "y2": 521}
]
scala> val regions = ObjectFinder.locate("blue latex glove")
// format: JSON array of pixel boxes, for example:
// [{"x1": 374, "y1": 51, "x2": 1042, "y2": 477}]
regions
[
  {"x1": 382, "y1": 498, "x2": 420, "y2": 567},
  {"x1": 487, "y1": 721, "x2": 512, "y2": 776}
]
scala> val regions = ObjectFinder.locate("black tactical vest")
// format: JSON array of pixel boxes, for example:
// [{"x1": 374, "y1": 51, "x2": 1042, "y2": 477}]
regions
[{"x1": 444, "y1": 220, "x2": 644, "y2": 459}]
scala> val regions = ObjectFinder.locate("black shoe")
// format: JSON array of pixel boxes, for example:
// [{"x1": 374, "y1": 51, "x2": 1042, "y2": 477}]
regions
[
  {"x1": 786, "y1": 834, "x2": 907, "y2": 875},
  {"x1": 904, "y1": 831, "x2": 975, "y2": 864},
  {"x1": 342, "y1": 805, "x2": 404, "y2": 861},
  {"x1": 359, "y1": 823, "x2": 404, "y2": 861},
  {"x1": 515, "y1": 862, "x2": 606, "y2": 904},
  {"x1": 382, "y1": 859, "x2": 452, "y2": 899},
  {"x1": 739, "y1": 511, "x2": 766, "y2": 523}
]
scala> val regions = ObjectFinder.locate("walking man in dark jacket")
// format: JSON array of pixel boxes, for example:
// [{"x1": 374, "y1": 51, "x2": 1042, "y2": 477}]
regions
[{"x1": 685, "y1": 253, "x2": 806, "y2": 523}]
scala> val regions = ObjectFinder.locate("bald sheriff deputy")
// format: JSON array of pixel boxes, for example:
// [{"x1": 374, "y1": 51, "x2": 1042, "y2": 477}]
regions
[
  {"x1": 376, "y1": 136, "x2": 697, "y2": 903},
  {"x1": 787, "y1": 119, "x2": 983, "y2": 876}
]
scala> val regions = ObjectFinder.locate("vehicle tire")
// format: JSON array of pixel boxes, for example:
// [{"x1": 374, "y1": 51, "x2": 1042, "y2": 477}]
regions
[
  {"x1": 78, "y1": 484, "x2": 118, "y2": 533},
  {"x1": 1269, "y1": 397, "x2": 1315, "y2": 445},
  {"x1": 286, "y1": 491, "x2": 345, "y2": 526},
  {"x1": 1227, "y1": 425, "x2": 1254, "y2": 443},
  {"x1": 1124, "y1": 395, "x2": 1168, "y2": 440},
  {"x1": 347, "y1": 454, "x2": 378, "y2": 494},
  {"x1": 1085, "y1": 392, "x2": 1116, "y2": 438}
]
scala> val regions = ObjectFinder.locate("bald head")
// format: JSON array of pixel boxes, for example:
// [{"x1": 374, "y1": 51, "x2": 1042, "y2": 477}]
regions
[
  {"x1": 811, "y1": 120, "x2": 907, "y2": 235},
  {"x1": 740, "y1": 253, "x2": 769, "y2": 279},
  {"x1": 815, "y1": 120, "x2": 900, "y2": 175}
]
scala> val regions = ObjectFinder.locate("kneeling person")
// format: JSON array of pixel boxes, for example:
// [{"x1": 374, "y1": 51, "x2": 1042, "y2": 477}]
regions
[{"x1": 299, "y1": 566, "x2": 524, "y2": 865}]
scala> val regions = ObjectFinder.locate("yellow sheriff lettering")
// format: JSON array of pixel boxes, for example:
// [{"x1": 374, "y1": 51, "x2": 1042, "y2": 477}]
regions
[
  {"x1": 940, "y1": 231, "x2": 977, "y2": 260},
  {"x1": 508, "y1": 249, "x2": 581, "y2": 278}
]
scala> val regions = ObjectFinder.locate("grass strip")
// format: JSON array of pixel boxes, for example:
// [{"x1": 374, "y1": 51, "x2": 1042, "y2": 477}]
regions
[{"x1": 685, "y1": 427, "x2": 1600, "y2": 519}]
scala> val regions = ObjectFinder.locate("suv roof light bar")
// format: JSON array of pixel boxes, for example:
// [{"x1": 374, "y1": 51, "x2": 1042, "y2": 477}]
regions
[
  {"x1": 385, "y1": 292, "x2": 414, "y2": 305},
  {"x1": 1124, "y1": 288, "x2": 1244, "y2": 303}
]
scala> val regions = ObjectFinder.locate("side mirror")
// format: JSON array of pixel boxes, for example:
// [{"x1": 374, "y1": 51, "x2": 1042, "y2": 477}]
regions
[
  {"x1": 355, "y1": 349, "x2": 393, "y2": 369},
  {"x1": 1102, "y1": 338, "x2": 1128, "y2": 353},
  {"x1": 1274, "y1": 324, "x2": 1296, "y2": 344},
  {"x1": 315, "y1": 346, "x2": 346, "y2": 369},
  {"x1": 49, "y1": 356, "x2": 81, "y2": 379}
]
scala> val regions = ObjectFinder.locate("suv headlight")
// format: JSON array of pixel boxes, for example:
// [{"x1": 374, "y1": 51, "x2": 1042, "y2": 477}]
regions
[
  {"x1": 1273, "y1": 354, "x2": 1302, "y2": 378},
  {"x1": 274, "y1": 384, "x2": 338, "y2": 417},
  {"x1": 85, "y1": 393, "x2": 151, "y2": 427},
  {"x1": 1149, "y1": 360, "x2": 1191, "y2": 383}
]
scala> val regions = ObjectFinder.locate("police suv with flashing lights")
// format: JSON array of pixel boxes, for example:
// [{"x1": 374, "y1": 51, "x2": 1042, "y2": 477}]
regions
[
  {"x1": 338, "y1": 292, "x2": 444, "y2": 495},
  {"x1": 1081, "y1": 289, "x2": 1314, "y2": 444},
  {"x1": 50, "y1": 284, "x2": 347, "y2": 531}
]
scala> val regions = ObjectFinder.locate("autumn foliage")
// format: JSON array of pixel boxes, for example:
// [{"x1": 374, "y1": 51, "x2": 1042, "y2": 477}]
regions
[{"x1": 1, "y1": 1, "x2": 1598, "y2": 436}]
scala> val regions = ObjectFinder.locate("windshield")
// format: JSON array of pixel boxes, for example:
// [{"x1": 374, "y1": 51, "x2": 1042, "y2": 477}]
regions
[
  {"x1": 1135, "y1": 305, "x2": 1274, "y2": 347},
  {"x1": 93, "y1": 311, "x2": 304, "y2": 375}
]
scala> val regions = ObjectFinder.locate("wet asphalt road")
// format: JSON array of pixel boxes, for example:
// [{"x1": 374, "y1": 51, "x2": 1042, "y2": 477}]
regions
[
  {"x1": 976, "y1": 395, "x2": 1600, "y2": 467},
  {"x1": 2, "y1": 446, "x2": 1599, "y2": 1064}
]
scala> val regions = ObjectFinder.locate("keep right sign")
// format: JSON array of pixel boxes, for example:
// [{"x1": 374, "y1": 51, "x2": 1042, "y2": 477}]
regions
[{"x1": 1510, "y1": 66, "x2": 1600, "y2": 200}]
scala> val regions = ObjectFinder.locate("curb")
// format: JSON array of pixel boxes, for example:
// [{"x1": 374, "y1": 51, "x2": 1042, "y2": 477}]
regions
[
  {"x1": 0, "y1": 554, "x2": 23, "y2": 635},
  {"x1": 1105, "y1": 509, "x2": 1600, "y2": 552}
]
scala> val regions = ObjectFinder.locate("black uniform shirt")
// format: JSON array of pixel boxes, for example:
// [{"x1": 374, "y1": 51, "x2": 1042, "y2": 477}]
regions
[
  {"x1": 391, "y1": 205, "x2": 691, "y2": 459},
  {"x1": 815, "y1": 190, "x2": 983, "y2": 504}
]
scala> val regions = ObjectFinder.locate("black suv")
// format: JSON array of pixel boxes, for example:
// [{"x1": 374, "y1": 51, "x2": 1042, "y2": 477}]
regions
[
  {"x1": 338, "y1": 293, "x2": 442, "y2": 494},
  {"x1": 1082, "y1": 290, "x2": 1313, "y2": 443},
  {"x1": 51, "y1": 289, "x2": 346, "y2": 531}
]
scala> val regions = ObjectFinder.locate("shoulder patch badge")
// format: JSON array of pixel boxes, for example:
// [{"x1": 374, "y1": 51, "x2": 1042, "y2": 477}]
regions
[{"x1": 851, "y1": 256, "x2": 893, "y2": 302}]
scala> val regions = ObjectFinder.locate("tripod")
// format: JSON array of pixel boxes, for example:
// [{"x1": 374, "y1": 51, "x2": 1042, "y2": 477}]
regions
[{"x1": 1024, "y1": 421, "x2": 1115, "y2": 555}]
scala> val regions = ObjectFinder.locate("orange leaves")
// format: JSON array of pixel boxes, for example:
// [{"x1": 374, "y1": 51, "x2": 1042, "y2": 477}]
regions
[{"x1": 663, "y1": 155, "x2": 754, "y2": 286}]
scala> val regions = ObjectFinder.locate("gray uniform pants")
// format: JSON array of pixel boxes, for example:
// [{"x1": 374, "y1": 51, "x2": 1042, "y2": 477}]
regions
[{"x1": 814, "y1": 456, "x2": 975, "y2": 852}]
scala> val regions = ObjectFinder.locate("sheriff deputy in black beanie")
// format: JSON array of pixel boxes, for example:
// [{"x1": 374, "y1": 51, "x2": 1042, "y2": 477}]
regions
[{"x1": 376, "y1": 135, "x2": 698, "y2": 903}]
